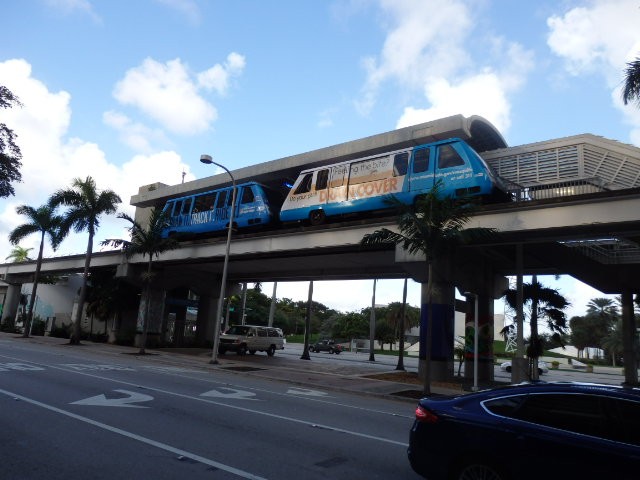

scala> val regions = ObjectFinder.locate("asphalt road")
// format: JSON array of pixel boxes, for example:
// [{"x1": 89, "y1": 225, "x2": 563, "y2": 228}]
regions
[{"x1": 0, "y1": 337, "x2": 421, "y2": 480}]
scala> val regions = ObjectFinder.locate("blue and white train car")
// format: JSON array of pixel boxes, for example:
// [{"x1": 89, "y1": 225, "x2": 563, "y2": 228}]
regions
[
  {"x1": 279, "y1": 138, "x2": 506, "y2": 225},
  {"x1": 161, "y1": 182, "x2": 274, "y2": 238}
]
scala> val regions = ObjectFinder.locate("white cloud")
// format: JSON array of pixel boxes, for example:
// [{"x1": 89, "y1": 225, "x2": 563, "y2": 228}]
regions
[
  {"x1": 359, "y1": 0, "x2": 533, "y2": 134},
  {"x1": 357, "y1": 0, "x2": 473, "y2": 115},
  {"x1": 547, "y1": 1, "x2": 640, "y2": 144},
  {"x1": 197, "y1": 52, "x2": 246, "y2": 95},
  {"x1": 103, "y1": 110, "x2": 171, "y2": 153},
  {"x1": 0, "y1": 59, "x2": 195, "y2": 260},
  {"x1": 113, "y1": 58, "x2": 217, "y2": 136},
  {"x1": 44, "y1": 0, "x2": 101, "y2": 22},
  {"x1": 397, "y1": 73, "x2": 512, "y2": 132},
  {"x1": 547, "y1": 0, "x2": 640, "y2": 81},
  {"x1": 155, "y1": 0, "x2": 201, "y2": 24},
  {"x1": 112, "y1": 54, "x2": 245, "y2": 138}
]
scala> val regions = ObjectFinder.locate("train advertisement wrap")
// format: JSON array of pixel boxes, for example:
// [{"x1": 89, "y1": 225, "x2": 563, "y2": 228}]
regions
[
  {"x1": 159, "y1": 138, "x2": 506, "y2": 237},
  {"x1": 279, "y1": 138, "x2": 503, "y2": 225}
]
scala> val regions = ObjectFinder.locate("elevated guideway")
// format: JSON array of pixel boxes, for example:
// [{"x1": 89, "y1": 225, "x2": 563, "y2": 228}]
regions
[
  {"x1": 130, "y1": 114, "x2": 506, "y2": 209},
  {"x1": 3, "y1": 116, "x2": 640, "y2": 296}
]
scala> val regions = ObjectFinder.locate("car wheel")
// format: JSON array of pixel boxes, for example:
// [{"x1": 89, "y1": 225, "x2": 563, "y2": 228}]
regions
[
  {"x1": 238, "y1": 345, "x2": 247, "y2": 355},
  {"x1": 249, "y1": 350, "x2": 256, "y2": 355},
  {"x1": 267, "y1": 345, "x2": 276, "y2": 357},
  {"x1": 538, "y1": 368, "x2": 543, "y2": 375},
  {"x1": 505, "y1": 366, "x2": 512, "y2": 373},
  {"x1": 329, "y1": 348, "x2": 334, "y2": 354},
  {"x1": 453, "y1": 460, "x2": 505, "y2": 480}
]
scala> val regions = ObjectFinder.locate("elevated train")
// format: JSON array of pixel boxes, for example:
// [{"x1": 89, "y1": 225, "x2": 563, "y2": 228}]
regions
[{"x1": 161, "y1": 137, "x2": 508, "y2": 238}]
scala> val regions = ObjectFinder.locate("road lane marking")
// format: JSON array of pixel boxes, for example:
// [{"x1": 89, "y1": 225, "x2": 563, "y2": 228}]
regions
[
  {"x1": 0, "y1": 352, "x2": 411, "y2": 443},
  {"x1": 61, "y1": 364, "x2": 135, "y2": 371},
  {"x1": 0, "y1": 363, "x2": 45, "y2": 371},
  {"x1": 0, "y1": 387, "x2": 267, "y2": 480},
  {"x1": 286, "y1": 387, "x2": 329, "y2": 397},
  {"x1": 71, "y1": 389, "x2": 153, "y2": 408},
  {"x1": 201, "y1": 387, "x2": 258, "y2": 400}
]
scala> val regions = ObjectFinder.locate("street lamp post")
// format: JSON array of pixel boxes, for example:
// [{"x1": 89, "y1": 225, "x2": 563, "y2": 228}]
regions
[{"x1": 200, "y1": 154, "x2": 237, "y2": 364}]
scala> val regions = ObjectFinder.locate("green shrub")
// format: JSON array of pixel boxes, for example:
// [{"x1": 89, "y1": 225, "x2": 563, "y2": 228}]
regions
[
  {"x1": 49, "y1": 324, "x2": 71, "y2": 338},
  {"x1": 89, "y1": 333, "x2": 109, "y2": 343},
  {"x1": 114, "y1": 328, "x2": 135, "y2": 346},
  {"x1": 0, "y1": 318, "x2": 20, "y2": 333}
]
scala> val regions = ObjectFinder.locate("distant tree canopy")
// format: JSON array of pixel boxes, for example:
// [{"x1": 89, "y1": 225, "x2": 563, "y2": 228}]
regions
[{"x1": 0, "y1": 85, "x2": 23, "y2": 198}]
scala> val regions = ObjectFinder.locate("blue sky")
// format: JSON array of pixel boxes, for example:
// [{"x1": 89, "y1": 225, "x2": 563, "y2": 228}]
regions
[{"x1": 2, "y1": 0, "x2": 637, "y2": 318}]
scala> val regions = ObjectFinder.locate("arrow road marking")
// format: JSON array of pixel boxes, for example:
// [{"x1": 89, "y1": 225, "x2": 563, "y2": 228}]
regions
[
  {"x1": 71, "y1": 389, "x2": 153, "y2": 408},
  {"x1": 286, "y1": 387, "x2": 329, "y2": 397},
  {"x1": 201, "y1": 387, "x2": 257, "y2": 400}
]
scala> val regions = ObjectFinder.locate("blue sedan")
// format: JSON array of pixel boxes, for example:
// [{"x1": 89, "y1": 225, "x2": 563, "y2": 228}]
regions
[{"x1": 408, "y1": 382, "x2": 640, "y2": 480}]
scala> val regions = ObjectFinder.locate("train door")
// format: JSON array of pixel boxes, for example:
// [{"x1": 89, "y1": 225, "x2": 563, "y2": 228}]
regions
[
  {"x1": 213, "y1": 189, "x2": 231, "y2": 223},
  {"x1": 408, "y1": 147, "x2": 435, "y2": 194},
  {"x1": 174, "y1": 197, "x2": 193, "y2": 226}
]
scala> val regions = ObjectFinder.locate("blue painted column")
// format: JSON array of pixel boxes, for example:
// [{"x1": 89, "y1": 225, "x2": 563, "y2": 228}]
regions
[{"x1": 418, "y1": 280, "x2": 455, "y2": 382}]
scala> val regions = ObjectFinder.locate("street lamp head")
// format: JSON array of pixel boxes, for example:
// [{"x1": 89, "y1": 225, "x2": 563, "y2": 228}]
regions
[{"x1": 200, "y1": 154, "x2": 213, "y2": 165}]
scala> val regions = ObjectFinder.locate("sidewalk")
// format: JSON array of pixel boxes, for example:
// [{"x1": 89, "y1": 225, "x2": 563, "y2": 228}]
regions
[{"x1": 0, "y1": 332, "x2": 464, "y2": 400}]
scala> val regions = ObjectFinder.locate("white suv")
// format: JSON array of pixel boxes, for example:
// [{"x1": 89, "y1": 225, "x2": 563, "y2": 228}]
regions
[{"x1": 218, "y1": 325, "x2": 285, "y2": 356}]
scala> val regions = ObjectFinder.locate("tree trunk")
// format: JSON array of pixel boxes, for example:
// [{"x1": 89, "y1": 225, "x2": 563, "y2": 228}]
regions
[
  {"x1": 530, "y1": 275, "x2": 540, "y2": 381},
  {"x1": 423, "y1": 263, "x2": 433, "y2": 396},
  {"x1": 396, "y1": 278, "x2": 407, "y2": 371},
  {"x1": 300, "y1": 281, "x2": 312, "y2": 360},
  {"x1": 139, "y1": 258, "x2": 153, "y2": 354},
  {"x1": 23, "y1": 233, "x2": 45, "y2": 338},
  {"x1": 71, "y1": 231, "x2": 94, "y2": 345}
]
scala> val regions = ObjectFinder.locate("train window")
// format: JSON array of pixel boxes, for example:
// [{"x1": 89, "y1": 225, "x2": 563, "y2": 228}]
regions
[
  {"x1": 394, "y1": 152, "x2": 408, "y2": 176},
  {"x1": 164, "y1": 201, "x2": 176, "y2": 216},
  {"x1": 181, "y1": 198, "x2": 193, "y2": 215},
  {"x1": 316, "y1": 169, "x2": 329, "y2": 190},
  {"x1": 240, "y1": 186, "x2": 255, "y2": 204},
  {"x1": 216, "y1": 190, "x2": 229, "y2": 208},
  {"x1": 294, "y1": 173, "x2": 313, "y2": 194},
  {"x1": 194, "y1": 194, "x2": 215, "y2": 213},
  {"x1": 438, "y1": 144, "x2": 465, "y2": 169},
  {"x1": 413, "y1": 148, "x2": 430, "y2": 173},
  {"x1": 329, "y1": 165, "x2": 347, "y2": 188}
]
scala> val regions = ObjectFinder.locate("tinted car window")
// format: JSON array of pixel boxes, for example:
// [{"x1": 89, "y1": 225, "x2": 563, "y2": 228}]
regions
[
  {"x1": 483, "y1": 395, "x2": 526, "y2": 416},
  {"x1": 606, "y1": 397, "x2": 640, "y2": 446},
  {"x1": 513, "y1": 394, "x2": 606, "y2": 438}
]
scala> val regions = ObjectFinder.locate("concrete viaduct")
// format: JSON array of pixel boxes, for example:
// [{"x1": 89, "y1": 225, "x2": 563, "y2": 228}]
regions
[{"x1": 2, "y1": 114, "x2": 639, "y2": 384}]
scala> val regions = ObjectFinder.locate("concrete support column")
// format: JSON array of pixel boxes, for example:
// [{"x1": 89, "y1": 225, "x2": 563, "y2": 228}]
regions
[
  {"x1": 621, "y1": 290, "x2": 639, "y2": 386},
  {"x1": 464, "y1": 294, "x2": 495, "y2": 383},
  {"x1": 196, "y1": 280, "x2": 221, "y2": 347},
  {"x1": 1, "y1": 283, "x2": 22, "y2": 325},
  {"x1": 418, "y1": 280, "x2": 455, "y2": 382},
  {"x1": 135, "y1": 287, "x2": 166, "y2": 349}
]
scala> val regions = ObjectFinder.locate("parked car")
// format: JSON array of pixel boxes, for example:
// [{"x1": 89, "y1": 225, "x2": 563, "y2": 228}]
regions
[
  {"x1": 408, "y1": 382, "x2": 640, "y2": 480},
  {"x1": 218, "y1": 325, "x2": 284, "y2": 356},
  {"x1": 500, "y1": 360, "x2": 549, "y2": 375},
  {"x1": 310, "y1": 339, "x2": 342, "y2": 354}
]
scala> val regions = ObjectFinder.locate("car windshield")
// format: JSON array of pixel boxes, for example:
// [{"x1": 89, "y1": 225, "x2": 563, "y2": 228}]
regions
[{"x1": 226, "y1": 326, "x2": 250, "y2": 335}]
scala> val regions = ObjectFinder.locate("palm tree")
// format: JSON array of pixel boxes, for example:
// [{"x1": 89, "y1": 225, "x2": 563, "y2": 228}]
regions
[
  {"x1": 50, "y1": 176, "x2": 121, "y2": 344},
  {"x1": 504, "y1": 275, "x2": 569, "y2": 380},
  {"x1": 101, "y1": 208, "x2": 178, "y2": 354},
  {"x1": 586, "y1": 297, "x2": 619, "y2": 320},
  {"x1": 8, "y1": 204, "x2": 64, "y2": 337},
  {"x1": 5, "y1": 245, "x2": 33, "y2": 262},
  {"x1": 361, "y1": 180, "x2": 495, "y2": 394},
  {"x1": 622, "y1": 57, "x2": 640, "y2": 105}
]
